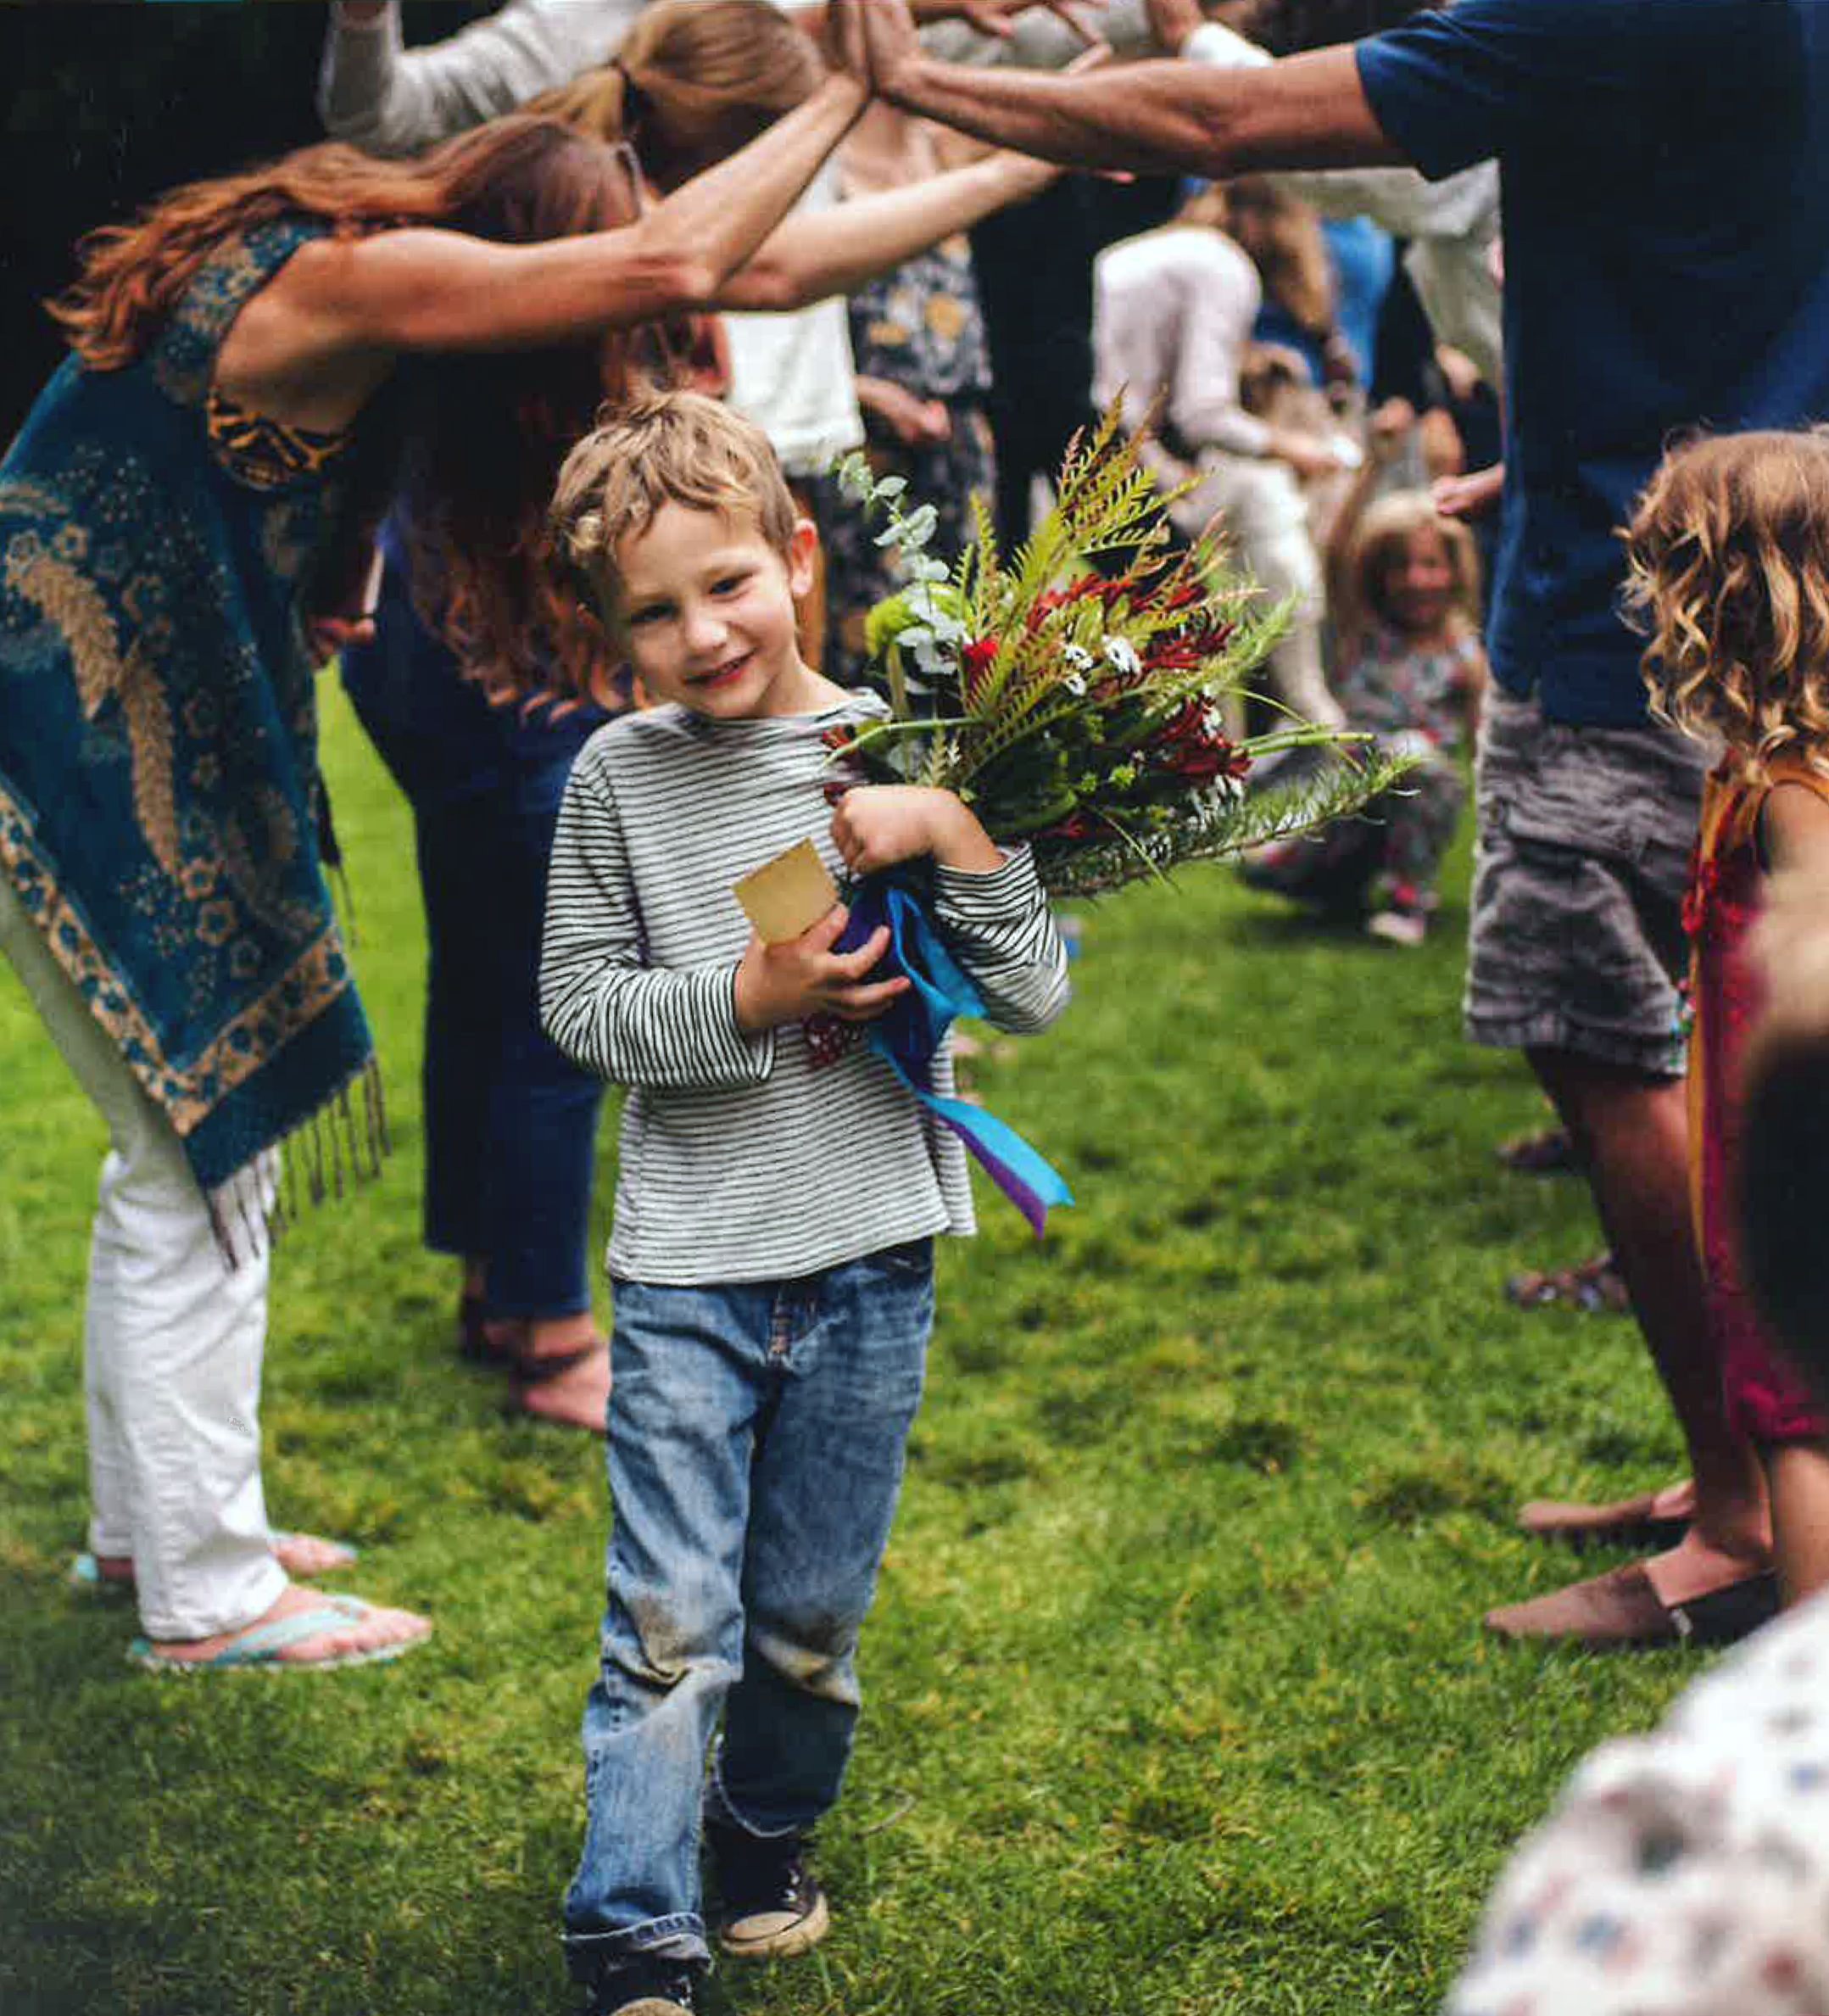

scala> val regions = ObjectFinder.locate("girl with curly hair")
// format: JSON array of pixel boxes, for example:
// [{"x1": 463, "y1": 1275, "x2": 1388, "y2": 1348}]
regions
[{"x1": 1625, "y1": 427, "x2": 1829, "y2": 1607}]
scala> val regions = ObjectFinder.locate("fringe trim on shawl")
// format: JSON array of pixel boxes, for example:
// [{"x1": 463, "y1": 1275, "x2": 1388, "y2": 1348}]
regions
[{"x1": 204, "y1": 1057, "x2": 390, "y2": 1267}]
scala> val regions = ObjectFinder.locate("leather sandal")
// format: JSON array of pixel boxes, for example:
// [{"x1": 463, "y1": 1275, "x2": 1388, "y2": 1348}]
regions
[
  {"x1": 1517, "y1": 1488, "x2": 1692, "y2": 1553},
  {"x1": 1485, "y1": 1561, "x2": 1778, "y2": 1648}
]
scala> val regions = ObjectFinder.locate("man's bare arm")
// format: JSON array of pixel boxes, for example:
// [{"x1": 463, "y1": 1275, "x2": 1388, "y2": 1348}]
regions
[{"x1": 848, "y1": 0, "x2": 1406, "y2": 179}]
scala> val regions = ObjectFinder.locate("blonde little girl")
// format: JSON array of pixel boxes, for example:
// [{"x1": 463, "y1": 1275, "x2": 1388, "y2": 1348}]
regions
[
  {"x1": 1241, "y1": 423, "x2": 1486, "y2": 944},
  {"x1": 1625, "y1": 428, "x2": 1829, "y2": 1607}
]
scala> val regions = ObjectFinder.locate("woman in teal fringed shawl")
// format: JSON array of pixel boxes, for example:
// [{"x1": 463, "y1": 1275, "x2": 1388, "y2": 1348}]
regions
[{"x1": 0, "y1": 52, "x2": 873, "y2": 1670}]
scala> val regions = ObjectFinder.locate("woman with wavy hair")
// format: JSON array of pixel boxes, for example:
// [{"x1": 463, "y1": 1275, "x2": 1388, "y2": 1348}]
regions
[
  {"x1": 0, "y1": 36, "x2": 875, "y2": 1671},
  {"x1": 326, "y1": 0, "x2": 1066, "y2": 1435}
]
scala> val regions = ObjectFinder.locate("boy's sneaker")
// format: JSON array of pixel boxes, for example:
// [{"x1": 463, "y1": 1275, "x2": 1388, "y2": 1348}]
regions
[
  {"x1": 705, "y1": 1819, "x2": 832, "y2": 1959},
  {"x1": 582, "y1": 1953, "x2": 705, "y2": 2016}
]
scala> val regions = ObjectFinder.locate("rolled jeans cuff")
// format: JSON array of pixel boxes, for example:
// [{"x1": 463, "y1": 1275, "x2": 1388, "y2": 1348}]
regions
[{"x1": 563, "y1": 1914, "x2": 708, "y2": 1979}]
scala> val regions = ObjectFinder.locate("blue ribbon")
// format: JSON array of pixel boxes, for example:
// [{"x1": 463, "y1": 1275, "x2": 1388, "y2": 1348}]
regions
[{"x1": 835, "y1": 879, "x2": 1073, "y2": 1237}]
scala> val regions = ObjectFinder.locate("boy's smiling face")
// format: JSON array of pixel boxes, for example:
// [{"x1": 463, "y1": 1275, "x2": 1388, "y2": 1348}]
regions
[{"x1": 612, "y1": 503, "x2": 823, "y2": 720}]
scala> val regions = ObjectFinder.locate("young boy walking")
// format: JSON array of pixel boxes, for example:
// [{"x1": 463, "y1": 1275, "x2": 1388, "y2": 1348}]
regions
[{"x1": 540, "y1": 391, "x2": 1069, "y2": 2016}]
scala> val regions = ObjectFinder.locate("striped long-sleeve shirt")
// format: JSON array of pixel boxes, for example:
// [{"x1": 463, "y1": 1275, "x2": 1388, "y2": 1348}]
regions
[{"x1": 540, "y1": 695, "x2": 1069, "y2": 1286}]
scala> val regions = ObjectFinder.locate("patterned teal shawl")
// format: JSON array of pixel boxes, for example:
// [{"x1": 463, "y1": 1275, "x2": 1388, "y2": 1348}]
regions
[{"x1": 0, "y1": 221, "x2": 380, "y2": 1220}]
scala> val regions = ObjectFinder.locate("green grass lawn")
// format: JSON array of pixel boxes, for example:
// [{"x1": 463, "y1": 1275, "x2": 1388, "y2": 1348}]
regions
[{"x1": 1, "y1": 685, "x2": 1711, "y2": 2016}]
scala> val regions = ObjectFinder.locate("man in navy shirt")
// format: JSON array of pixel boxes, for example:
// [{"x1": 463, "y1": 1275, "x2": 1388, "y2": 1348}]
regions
[{"x1": 839, "y1": 0, "x2": 1829, "y2": 1645}]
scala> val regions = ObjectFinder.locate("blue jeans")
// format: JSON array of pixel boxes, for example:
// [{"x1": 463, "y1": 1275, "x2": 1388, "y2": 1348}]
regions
[
  {"x1": 563, "y1": 1243, "x2": 934, "y2": 1974},
  {"x1": 340, "y1": 523, "x2": 609, "y2": 1318}
]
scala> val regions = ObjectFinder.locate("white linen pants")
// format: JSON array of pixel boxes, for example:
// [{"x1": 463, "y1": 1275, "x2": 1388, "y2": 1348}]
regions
[{"x1": 0, "y1": 874, "x2": 285, "y2": 1639}]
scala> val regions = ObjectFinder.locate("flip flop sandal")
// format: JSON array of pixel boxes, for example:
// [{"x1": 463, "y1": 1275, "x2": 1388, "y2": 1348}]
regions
[
  {"x1": 1484, "y1": 1561, "x2": 1778, "y2": 1648},
  {"x1": 128, "y1": 1594, "x2": 431, "y2": 1673},
  {"x1": 71, "y1": 1531, "x2": 359, "y2": 1594},
  {"x1": 1495, "y1": 1126, "x2": 1581, "y2": 1176},
  {"x1": 1505, "y1": 1251, "x2": 1631, "y2": 1315}
]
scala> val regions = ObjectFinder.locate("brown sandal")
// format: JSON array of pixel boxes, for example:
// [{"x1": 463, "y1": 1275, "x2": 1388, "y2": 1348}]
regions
[
  {"x1": 1485, "y1": 1561, "x2": 1777, "y2": 1647},
  {"x1": 1517, "y1": 1488, "x2": 1692, "y2": 1552},
  {"x1": 1505, "y1": 1249, "x2": 1631, "y2": 1315}
]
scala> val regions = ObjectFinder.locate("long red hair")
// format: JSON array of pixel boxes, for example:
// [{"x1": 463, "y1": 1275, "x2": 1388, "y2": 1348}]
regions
[{"x1": 53, "y1": 118, "x2": 650, "y2": 699}]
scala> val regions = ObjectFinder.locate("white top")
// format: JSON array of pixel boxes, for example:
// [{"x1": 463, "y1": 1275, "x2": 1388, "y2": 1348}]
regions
[
  {"x1": 1183, "y1": 20, "x2": 1503, "y2": 387},
  {"x1": 540, "y1": 695, "x2": 1069, "y2": 1286},
  {"x1": 1447, "y1": 1592, "x2": 1829, "y2": 2014},
  {"x1": 317, "y1": 0, "x2": 863, "y2": 475},
  {"x1": 722, "y1": 165, "x2": 865, "y2": 477},
  {"x1": 1093, "y1": 226, "x2": 1273, "y2": 460}
]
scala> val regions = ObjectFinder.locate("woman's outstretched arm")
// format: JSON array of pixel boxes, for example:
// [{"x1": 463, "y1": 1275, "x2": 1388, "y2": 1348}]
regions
[
  {"x1": 714, "y1": 143, "x2": 1057, "y2": 311},
  {"x1": 854, "y1": 0, "x2": 1399, "y2": 179},
  {"x1": 220, "y1": 66, "x2": 870, "y2": 422}
]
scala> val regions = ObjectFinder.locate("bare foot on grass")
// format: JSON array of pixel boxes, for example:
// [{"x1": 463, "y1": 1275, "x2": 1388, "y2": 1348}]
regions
[{"x1": 490, "y1": 1312, "x2": 612, "y2": 1434}]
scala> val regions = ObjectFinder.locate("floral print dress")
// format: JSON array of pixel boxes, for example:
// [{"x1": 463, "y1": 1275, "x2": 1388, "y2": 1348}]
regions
[{"x1": 824, "y1": 237, "x2": 996, "y2": 687}]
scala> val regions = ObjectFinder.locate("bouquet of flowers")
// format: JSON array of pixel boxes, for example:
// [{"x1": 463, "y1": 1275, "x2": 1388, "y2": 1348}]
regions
[
  {"x1": 789, "y1": 407, "x2": 1414, "y2": 1238},
  {"x1": 828, "y1": 403, "x2": 1413, "y2": 899}
]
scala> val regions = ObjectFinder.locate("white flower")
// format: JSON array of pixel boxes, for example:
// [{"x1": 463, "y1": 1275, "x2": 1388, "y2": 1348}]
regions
[
  {"x1": 1063, "y1": 671, "x2": 1088, "y2": 697},
  {"x1": 1102, "y1": 637, "x2": 1141, "y2": 678},
  {"x1": 1062, "y1": 643, "x2": 1095, "y2": 672}
]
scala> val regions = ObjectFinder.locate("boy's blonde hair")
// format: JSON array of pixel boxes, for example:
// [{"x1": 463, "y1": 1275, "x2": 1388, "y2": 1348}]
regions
[
  {"x1": 1624, "y1": 429, "x2": 1829, "y2": 785},
  {"x1": 1341, "y1": 490, "x2": 1482, "y2": 641},
  {"x1": 550, "y1": 389, "x2": 800, "y2": 617}
]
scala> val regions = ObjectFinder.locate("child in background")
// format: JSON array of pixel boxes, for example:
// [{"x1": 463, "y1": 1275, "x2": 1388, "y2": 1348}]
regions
[
  {"x1": 1625, "y1": 428, "x2": 1829, "y2": 1611},
  {"x1": 538, "y1": 391, "x2": 1068, "y2": 2016},
  {"x1": 1241, "y1": 417, "x2": 1485, "y2": 942}
]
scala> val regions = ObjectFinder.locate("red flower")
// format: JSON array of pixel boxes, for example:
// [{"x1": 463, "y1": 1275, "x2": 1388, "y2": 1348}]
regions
[
  {"x1": 1150, "y1": 701, "x2": 1245, "y2": 782},
  {"x1": 962, "y1": 634, "x2": 1001, "y2": 701}
]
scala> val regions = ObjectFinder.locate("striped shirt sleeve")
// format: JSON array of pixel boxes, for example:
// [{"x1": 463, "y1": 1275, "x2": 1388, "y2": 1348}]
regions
[
  {"x1": 932, "y1": 847, "x2": 1071, "y2": 1036},
  {"x1": 539, "y1": 746, "x2": 777, "y2": 1092}
]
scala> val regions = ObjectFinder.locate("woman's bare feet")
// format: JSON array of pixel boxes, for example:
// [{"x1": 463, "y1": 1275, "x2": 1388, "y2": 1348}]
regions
[
  {"x1": 91, "y1": 1530, "x2": 359, "y2": 1588},
  {"x1": 489, "y1": 1311, "x2": 612, "y2": 1434},
  {"x1": 143, "y1": 1582, "x2": 432, "y2": 1667}
]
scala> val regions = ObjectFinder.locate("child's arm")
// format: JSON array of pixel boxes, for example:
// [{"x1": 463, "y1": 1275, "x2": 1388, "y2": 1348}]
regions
[
  {"x1": 540, "y1": 751, "x2": 902, "y2": 1087},
  {"x1": 1322, "y1": 401, "x2": 1408, "y2": 656},
  {"x1": 830, "y1": 786, "x2": 1072, "y2": 1035},
  {"x1": 540, "y1": 755, "x2": 766, "y2": 1089}
]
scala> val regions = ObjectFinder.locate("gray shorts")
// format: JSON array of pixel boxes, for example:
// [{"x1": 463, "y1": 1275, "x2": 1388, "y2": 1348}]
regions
[{"x1": 1464, "y1": 688, "x2": 1710, "y2": 1077}]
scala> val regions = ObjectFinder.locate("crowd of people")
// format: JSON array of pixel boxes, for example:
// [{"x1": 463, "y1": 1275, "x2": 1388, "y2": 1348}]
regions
[{"x1": 6, "y1": 2, "x2": 1829, "y2": 2013}]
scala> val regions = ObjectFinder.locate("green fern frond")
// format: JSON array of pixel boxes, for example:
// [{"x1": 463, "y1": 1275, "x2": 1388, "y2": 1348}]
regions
[{"x1": 1036, "y1": 748, "x2": 1419, "y2": 898}]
